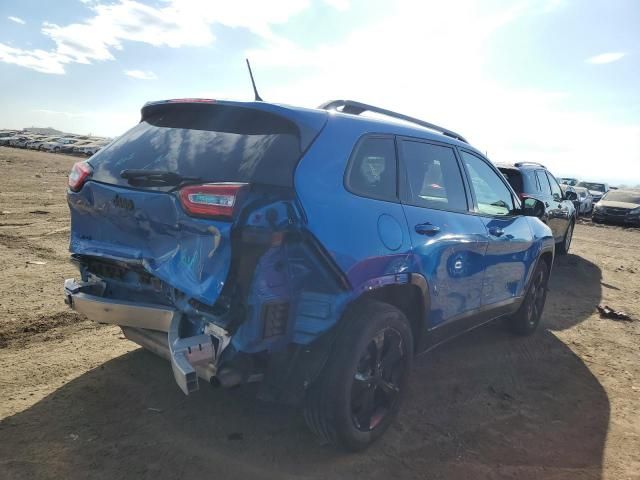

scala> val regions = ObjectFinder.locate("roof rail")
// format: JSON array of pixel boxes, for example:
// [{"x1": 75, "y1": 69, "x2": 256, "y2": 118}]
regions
[
  {"x1": 514, "y1": 161, "x2": 546, "y2": 169},
  {"x1": 318, "y1": 99, "x2": 468, "y2": 144}
]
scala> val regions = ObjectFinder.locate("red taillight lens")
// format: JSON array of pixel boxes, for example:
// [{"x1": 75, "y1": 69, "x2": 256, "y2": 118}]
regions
[
  {"x1": 179, "y1": 183, "x2": 248, "y2": 218},
  {"x1": 68, "y1": 161, "x2": 92, "y2": 192}
]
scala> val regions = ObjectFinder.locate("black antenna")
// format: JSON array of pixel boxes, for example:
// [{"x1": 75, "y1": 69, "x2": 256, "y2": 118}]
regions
[{"x1": 245, "y1": 58, "x2": 263, "y2": 102}]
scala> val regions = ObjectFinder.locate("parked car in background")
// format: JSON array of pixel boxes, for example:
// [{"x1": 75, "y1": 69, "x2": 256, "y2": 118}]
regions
[
  {"x1": 560, "y1": 184, "x2": 581, "y2": 213},
  {"x1": 29, "y1": 136, "x2": 59, "y2": 150},
  {"x1": 41, "y1": 138, "x2": 78, "y2": 152},
  {"x1": 6, "y1": 136, "x2": 30, "y2": 147},
  {"x1": 24, "y1": 136, "x2": 48, "y2": 148},
  {"x1": 577, "y1": 181, "x2": 608, "y2": 203},
  {"x1": 61, "y1": 140, "x2": 93, "y2": 154},
  {"x1": 559, "y1": 177, "x2": 579, "y2": 187},
  {"x1": 75, "y1": 140, "x2": 109, "y2": 156},
  {"x1": 64, "y1": 98, "x2": 555, "y2": 451},
  {"x1": 13, "y1": 137, "x2": 36, "y2": 148},
  {"x1": 498, "y1": 162, "x2": 577, "y2": 254},
  {"x1": 592, "y1": 189, "x2": 640, "y2": 226},
  {"x1": 0, "y1": 131, "x2": 112, "y2": 154},
  {"x1": 572, "y1": 186, "x2": 593, "y2": 215}
]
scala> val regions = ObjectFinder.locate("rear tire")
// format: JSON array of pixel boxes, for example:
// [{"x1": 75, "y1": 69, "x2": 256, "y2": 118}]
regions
[
  {"x1": 509, "y1": 260, "x2": 550, "y2": 336},
  {"x1": 557, "y1": 220, "x2": 574, "y2": 255},
  {"x1": 303, "y1": 300, "x2": 413, "y2": 451}
]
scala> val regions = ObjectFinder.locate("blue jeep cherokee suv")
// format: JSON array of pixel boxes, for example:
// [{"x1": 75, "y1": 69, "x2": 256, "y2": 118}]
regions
[{"x1": 64, "y1": 98, "x2": 554, "y2": 450}]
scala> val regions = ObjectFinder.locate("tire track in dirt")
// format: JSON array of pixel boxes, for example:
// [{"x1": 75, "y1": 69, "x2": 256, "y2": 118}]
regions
[
  {"x1": 0, "y1": 232, "x2": 56, "y2": 254},
  {"x1": 0, "y1": 311, "x2": 85, "y2": 348}
]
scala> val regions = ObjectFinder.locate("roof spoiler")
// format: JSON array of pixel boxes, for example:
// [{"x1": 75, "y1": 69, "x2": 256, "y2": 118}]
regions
[{"x1": 318, "y1": 99, "x2": 468, "y2": 144}]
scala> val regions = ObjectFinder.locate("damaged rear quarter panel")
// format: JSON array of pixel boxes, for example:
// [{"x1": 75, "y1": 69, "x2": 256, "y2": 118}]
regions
[{"x1": 227, "y1": 199, "x2": 352, "y2": 353}]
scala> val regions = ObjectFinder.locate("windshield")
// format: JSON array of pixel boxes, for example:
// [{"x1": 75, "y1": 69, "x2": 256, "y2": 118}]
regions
[
  {"x1": 560, "y1": 178, "x2": 578, "y2": 186},
  {"x1": 577, "y1": 182, "x2": 605, "y2": 192},
  {"x1": 89, "y1": 103, "x2": 316, "y2": 189},
  {"x1": 603, "y1": 191, "x2": 640, "y2": 204}
]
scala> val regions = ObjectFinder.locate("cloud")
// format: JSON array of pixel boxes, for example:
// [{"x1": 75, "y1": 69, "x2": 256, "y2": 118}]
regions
[
  {"x1": 322, "y1": 0, "x2": 349, "y2": 10},
  {"x1": 0, "y1": 0, "x2": 310, "y2": 74},
  {"x1": 247, "y1": 0, "x2": 639, "y2": 184},
  {"x1": 586, "y1": 52, "x2": 626, "y2": 64},
  {"x1": 8, "y1": 16, "x2": 26, "y2": 25},
  {"x1": 124, "y1": 69, "x2": 157, "y2": 80},
  {"x1": 541, "y1": 0, "x2": 565, "y2": 13},
  {"x1": 31, "y1": 108, "x2": 137, "y2": 136},
  {"x1": 33, "y1": 109, "x2": 91, "y2": 118},
  {"x1": 248, "y1": 0, "x2": 527, "y2": 101},
  {"x1": 0, "y1": 44, "x2": 67, "y2": 74}
]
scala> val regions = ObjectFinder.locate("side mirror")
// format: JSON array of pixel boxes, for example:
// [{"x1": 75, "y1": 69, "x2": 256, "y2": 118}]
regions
[
  {"x1": 565, "y1": 191, "x2": 578, "y2": 201},
  {"x1": 522, "y1": 197, "x2": 546, "y2": 218}
]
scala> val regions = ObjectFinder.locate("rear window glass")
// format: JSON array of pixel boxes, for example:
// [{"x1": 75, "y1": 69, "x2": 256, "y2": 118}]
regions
[
  {"x1": 89, "y1": 103, "x2": 313, "y2": 189},
  {"x1": 345, "y1": 136, "x2": 397, "y2": 202},
  {"x1": 499, "y1": 168, "x2": 523, "y2": 193}
]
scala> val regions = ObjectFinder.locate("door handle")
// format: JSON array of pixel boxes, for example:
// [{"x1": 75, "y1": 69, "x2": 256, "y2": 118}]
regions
[
  {"x1": 415, "y1": 223, "x2": 440, "y2": 236},
  {"x1": 488, "y1": 226, "x2": 504, "y2": 237}
]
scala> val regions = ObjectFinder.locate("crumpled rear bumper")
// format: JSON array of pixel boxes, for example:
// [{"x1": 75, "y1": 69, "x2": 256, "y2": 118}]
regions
[{"x1": 64, "y1": 278, "x2": 230, "y2": 395}]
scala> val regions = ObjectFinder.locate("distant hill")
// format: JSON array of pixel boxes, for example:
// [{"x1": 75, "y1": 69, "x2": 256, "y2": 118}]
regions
[{"x1": 23, "y1": 127, "x2": 64, "y2": 135}]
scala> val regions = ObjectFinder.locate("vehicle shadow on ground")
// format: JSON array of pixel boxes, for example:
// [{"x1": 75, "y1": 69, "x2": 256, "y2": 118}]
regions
[{"x1": 0, "y1": 254, "x2": 608, "y2": 480}]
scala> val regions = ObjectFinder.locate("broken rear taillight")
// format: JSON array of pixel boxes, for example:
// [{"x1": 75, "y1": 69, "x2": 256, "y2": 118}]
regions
[
  {"x1": 178, "y1": 183, "x2": 248, "y2": 219},
  {"x1": 68, "y1": 161, "x2": 92, "y2": 192}
]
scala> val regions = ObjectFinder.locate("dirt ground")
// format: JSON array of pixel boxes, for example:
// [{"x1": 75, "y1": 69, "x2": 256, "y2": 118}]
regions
[{"x1": 0, "y1": 146, "x2": 639, "y2": 480}]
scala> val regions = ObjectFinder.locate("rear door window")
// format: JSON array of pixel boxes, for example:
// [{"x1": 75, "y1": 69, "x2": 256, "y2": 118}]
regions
[
  {"x1": 398, "y1": 140, "x2": 468, "y2": 212},
  {"x1": 89, "y1": 103, "x2": 322, "y2": 189},
  {"x1": 460, "y1": 151, "x2": 515, "y2": 216},
  {"x1": 521, "y1": 169, "x2": 540, "y2": 194},
  {"x1": 345, "y1": 136, "x2": 397, "y2": 202},
  {"x1": 536, "y1": 170, "x2": 552, "y2": 196}
]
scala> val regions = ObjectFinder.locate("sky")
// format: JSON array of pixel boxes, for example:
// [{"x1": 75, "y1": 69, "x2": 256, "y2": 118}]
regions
[{"x1": 0, "y1": 0, "x2": 638, "y2": 185}]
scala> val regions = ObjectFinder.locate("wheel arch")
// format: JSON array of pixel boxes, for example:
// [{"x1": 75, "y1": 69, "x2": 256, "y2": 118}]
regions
[
  {"x1": 344, "y1": 273, "x2": 430, "y2": 352},
  {"x1": 525, "y1": 247, "x2": 554, "y2": 294}
]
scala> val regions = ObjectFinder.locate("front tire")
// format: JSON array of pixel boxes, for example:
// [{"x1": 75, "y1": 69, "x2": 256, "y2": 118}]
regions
[
  {"x1": 304, "y1": 300, "x2": 413, "y2": 451},
  {"x1": 509, "y1": 260, "x2": 550, "y2": 336}
]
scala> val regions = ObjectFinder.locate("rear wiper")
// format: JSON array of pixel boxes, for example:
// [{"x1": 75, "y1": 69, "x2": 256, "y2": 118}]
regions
[{"x1": 120, "y1": 169, "x2": 202, "y2": 187}]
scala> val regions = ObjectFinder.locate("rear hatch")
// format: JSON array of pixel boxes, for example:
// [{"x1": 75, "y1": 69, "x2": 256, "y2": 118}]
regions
[{"x1": 68, "y1": 100, "x2": 327, "y2": 306}]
